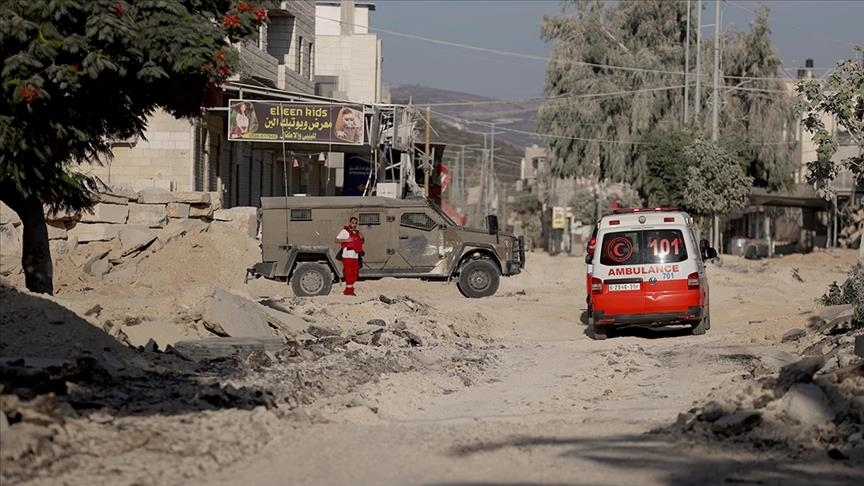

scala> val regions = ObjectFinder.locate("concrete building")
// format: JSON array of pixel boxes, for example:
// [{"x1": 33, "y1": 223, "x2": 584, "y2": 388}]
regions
[
  {"x1": 314, "y1": 1, "x2": 385, "y2": 103},
  {"x1": 517, "y1": 145, "x2": 585, "y2": 209},
  {"x1": 727, "y1": 59, "x2": 862, "y2": 254},
  {"x1": 788, "y1": 59, "x2": 860, "y2": 194},
  {"x1": 77, "y1": 1, "x2": 329, "y2": 206}
]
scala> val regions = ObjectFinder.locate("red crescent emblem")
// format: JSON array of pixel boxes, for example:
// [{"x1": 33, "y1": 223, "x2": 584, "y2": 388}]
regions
[{"x1": 606, "y1": 236, "x2": 633, "y2": 263}]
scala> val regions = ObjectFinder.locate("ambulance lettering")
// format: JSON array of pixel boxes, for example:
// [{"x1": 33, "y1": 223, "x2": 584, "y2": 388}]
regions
[{"x1": 607, "y1": 264, "x2": 680, "y2": 277}]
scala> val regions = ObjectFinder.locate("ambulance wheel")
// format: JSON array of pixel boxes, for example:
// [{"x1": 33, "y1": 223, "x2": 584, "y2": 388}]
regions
[
  {"x1": 691, "y1": 316, "x2": 709, "y2": 335},
  {"x1": 588, "y1": 318, "x2": 608, "y2": 340},
  {"x1": 291, "y1": 262, "x2": 333, "y2": 297},
  {"x1": 457, "y1": 259, "x2": 500, "y2": 298}
]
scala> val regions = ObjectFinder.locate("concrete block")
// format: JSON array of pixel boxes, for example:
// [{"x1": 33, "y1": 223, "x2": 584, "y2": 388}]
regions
[
  {"x1": 46, "y1": 222, "x2": 67, "y2": 240},
  {"x1": 174, "y1": 191, "x2": 210, "y2": 204},
  {"x1": 711, "y1": 410, "x2": 761, "y2": 436},
  {"x1": 137, "y1": 187, "x2": 175, "y2": 204},
  {"x1": 207, "y1": 192, "x2": 223, "y2": 210},
  {"x1": 174, "y1": 192, "x2": 211, "y2": 204},
  {"x1": 120, "y1": 320, "x2": 188, "y2": 349},
  {"x1": 68, "y1": 223, "x2": 119, "y2": 242},
  {"x1": 780, "y1": 383, "x2": 834, "y2": 427},
  {"x1": 189, "y1": 203, "x2": 213, "y2": 219},
  {"x1": 44, "y1": 206, "x2": 80, "y2": 222},
  {"x1": 104, "y1": 184, "x2": 138, "y2": 200},
  {"x1": 118, "y1": 226, "x2": 157, "y2": 256},
  {"x1": 212, "y1": 207, "x2": 259, "y2": 238},
  {"x1": 84, "y1": 250, "x2": 111, "y2": 276},
  {"x1": 200, "y1": 288, "x2": 275, "y2": 338},
  {"x1": 158, "y1": 219, "x2": 209, "y2": 245},
  {"x1": 79, "y1": 203, "x2": 129, "y2": 224},
  {"x1": 0, "y1": 224, "x2": 22, "y2": 275},
  {"x1": 97, "y1": 193, "x2": 130, "y2": 205},
  {"x1": 166, "y1": 203, "x2": 190, "y2": 219},
  {"x1": 0, "y1": 202, "x2": 21, "y2": 226},
  {"x1": 103, "y1": 262, "x2": 138, "y2": 284},
  {"x1": 128, "y1": 203, "x2": 168, "y2": 228}
]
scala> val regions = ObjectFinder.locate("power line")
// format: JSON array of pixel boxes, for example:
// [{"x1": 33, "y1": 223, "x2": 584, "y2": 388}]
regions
[
  {"x1": 725, "y1": 1, "x2": 859, "y2": 48},
  {"x1": 419, "y1": 84, "x2": 689, "y2": 107},
  {"x1": 324, "y1": 15, "x2": 736, "y2": 76},
  {"x1": 323, "y1": 14, "x2": 796, "y2": 83},
  {"x1": 430, "y1": 108, "x2": 795, "y2": 147}
]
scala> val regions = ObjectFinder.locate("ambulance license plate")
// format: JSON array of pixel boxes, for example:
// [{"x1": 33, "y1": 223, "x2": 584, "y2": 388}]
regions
[{"x1": 608, "y1": 283, "x2": 640, "y2": 291}]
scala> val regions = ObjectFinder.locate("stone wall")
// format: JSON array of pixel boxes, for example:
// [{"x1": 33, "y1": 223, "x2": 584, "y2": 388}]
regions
[
  {"x1": 0, "y1": 185, "x2": 259, "y2": 279},
  {"x1": 76, "y1": 111, "x2": 195, "y2": 192}
]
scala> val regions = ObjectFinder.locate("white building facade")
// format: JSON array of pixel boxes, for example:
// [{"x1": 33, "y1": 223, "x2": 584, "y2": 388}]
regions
[
  {"x1": 314, "y1": 1, "x2": 385, "y2": 104},
  {"x1": 77, "y1": 1, "x2": 321, "y2": 205}
]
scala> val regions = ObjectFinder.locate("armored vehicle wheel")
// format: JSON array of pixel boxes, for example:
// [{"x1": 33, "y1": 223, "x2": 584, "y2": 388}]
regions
[
  {"x1": 291, "y1": 262, "x2": 333, "y2": 297},
  {"x1": 457, "y1": 259, "x2": 500, "y2": 298}
]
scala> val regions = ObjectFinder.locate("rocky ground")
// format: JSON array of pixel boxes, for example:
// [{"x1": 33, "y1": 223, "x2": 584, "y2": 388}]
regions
[{"x1": 1, "y1": 221, "x2": 862, "y2": 485}]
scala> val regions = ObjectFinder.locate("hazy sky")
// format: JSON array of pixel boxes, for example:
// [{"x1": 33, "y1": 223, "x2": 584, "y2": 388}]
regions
[{"x1": 369, "y1": 0, "x2": 863, "y2": 99}]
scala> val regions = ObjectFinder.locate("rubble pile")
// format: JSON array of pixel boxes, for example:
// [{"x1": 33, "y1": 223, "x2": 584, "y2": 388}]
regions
[
  {"x1": 655, "y1": 303, "x2": 864, "y2": 464},
  {"x1": 0, "y1": 183, "x2": 257, "y2": 284},
  {"x1": 1, "y1": 260, "x2": 497, "y2": 485}
]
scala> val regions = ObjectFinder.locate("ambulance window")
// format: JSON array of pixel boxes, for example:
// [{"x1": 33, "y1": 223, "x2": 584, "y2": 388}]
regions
[
  {"x1": 600, "y1": 231, "x2": 641, "y2": 266},
  {"x1": 644, "y1": 230, "x2": 688, "y2": 263}
]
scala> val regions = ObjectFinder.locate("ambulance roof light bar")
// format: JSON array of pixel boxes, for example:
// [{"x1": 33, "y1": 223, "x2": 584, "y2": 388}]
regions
[{"x1": 611, "y1": 207, "x2": 681, "y2": 215}]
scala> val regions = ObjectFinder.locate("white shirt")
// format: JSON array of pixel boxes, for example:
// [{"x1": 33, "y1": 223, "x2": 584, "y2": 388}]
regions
[
  {"x1": 236, "y1": 113, "x2": 249, "y2": 133},
  {"x1": 336, "y1": 229, "x2": 359, "y2": 259}
]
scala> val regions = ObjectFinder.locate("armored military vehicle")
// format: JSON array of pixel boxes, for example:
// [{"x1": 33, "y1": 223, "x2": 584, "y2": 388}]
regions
[{"x1": 248, "y1": 196, "x2": 525, "y2": 298}]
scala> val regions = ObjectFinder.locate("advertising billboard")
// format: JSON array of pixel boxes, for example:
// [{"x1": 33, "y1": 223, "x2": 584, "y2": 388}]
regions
[{"x1": 227, "y1": 100, "x2": 365, "y2": 145}]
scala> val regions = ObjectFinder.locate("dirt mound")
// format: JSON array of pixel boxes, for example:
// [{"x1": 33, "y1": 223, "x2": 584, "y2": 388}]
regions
[
  {"x1": 1, "y1": 221, "x2": 501, "y2": 484},
  {"x1": 655, "y1": 304, "x2": 864, "y2": 465}
]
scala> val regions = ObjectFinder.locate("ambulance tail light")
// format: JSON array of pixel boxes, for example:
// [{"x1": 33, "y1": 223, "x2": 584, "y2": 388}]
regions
[
  {"x1": 591, "y1": 277, "x2": 603, "y2": 293},
  {"x1": 687, "y1": 272, "x2": 700, "y2": 289},
  {"x1": 608, "y1": 220, "x2": 620, "y2": 225}
]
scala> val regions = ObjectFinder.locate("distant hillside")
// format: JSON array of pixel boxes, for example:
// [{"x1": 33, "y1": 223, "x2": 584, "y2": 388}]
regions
[
  {"x1": 389, "y1": 84, "x2": 543, "y2": 153},
  {"x1": 389, "y1": 84, "x2": 494, "y2": 105},
  {"x1": 423, "y1": 116, "x2": 524, "y2": 185}
]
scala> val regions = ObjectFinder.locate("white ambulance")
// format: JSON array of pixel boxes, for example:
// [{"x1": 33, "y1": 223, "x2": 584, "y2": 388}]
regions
[{"x1": 585, "y1": 208, "x2": 717, "y2": 340}]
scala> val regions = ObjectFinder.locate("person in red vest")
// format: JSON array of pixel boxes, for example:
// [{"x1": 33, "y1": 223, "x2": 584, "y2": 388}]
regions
[{"x1": 335, "y1": 216, "x2": 364, "y2": 296}]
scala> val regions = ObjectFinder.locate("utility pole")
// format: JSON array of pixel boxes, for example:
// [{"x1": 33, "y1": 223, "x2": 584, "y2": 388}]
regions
[
  {"x1": 459, "y1": 145, "x2": 465, "y2": 209},
  {"x1": 489, "y1": 123, "x2": 496, "y2": 216},
  {"x1": 424, "y1": 106, "x2": 431, "y2": 198},
  {"x1": 684, "y1": 0, "x2": 691, "y2": 125},
  {"x1": 711, "y1": 0, "x2": 722, "y2": 250},
  {"x1": 710, "y1": 0, "x2": 721, "y2": 143},
  {"x1": 478, "y1": 135, "x2": 488, "y2": 223},
  {"x1": 695, "y1": 0, "x2": 702, "y2": 123}
]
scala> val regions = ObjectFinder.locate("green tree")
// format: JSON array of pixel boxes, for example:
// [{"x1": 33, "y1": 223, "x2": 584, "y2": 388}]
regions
[
  {"x1": 538, "y1": 0, "x2": 690, "y2": 186},
  {"x1": 568, "y1": 183, "x2": 642, "y2": 225},
  {"x1": 1, "y1": 0, "x2": 267, "y2": 294},
  {"x1": 539, "y1": 1, "x2": 796, "y2": 199},
  {"x1": 641, "y1": 129, "x2": 697, "y2": 207},
  {"x1": 682, "y1": 139, "x2": 753, "y2": 216},
  {"x1": 721, "y1": 5, "x2": 797, "y2": 190},
  {"x1": 796, "y1": 53, "x2": 864, "y2": 199}
]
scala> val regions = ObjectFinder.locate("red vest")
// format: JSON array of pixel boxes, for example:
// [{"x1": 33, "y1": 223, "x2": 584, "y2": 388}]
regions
[{"x1": 341, "y1": 226, "x2": 364, "y2": 253}]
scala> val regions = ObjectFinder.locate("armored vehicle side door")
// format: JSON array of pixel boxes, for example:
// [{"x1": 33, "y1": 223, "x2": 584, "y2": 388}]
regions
[
  {"x1": 355, "y1": 210, "x2": 392, "y2": 270},
  {"x1": 390, "y1": 210, "x2": 444, "y2": 271}
]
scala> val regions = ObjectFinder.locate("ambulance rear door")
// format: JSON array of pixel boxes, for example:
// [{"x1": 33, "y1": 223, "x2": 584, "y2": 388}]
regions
[{"x1": 594, "y1": 229, "x2": 646, "y2": 316}]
